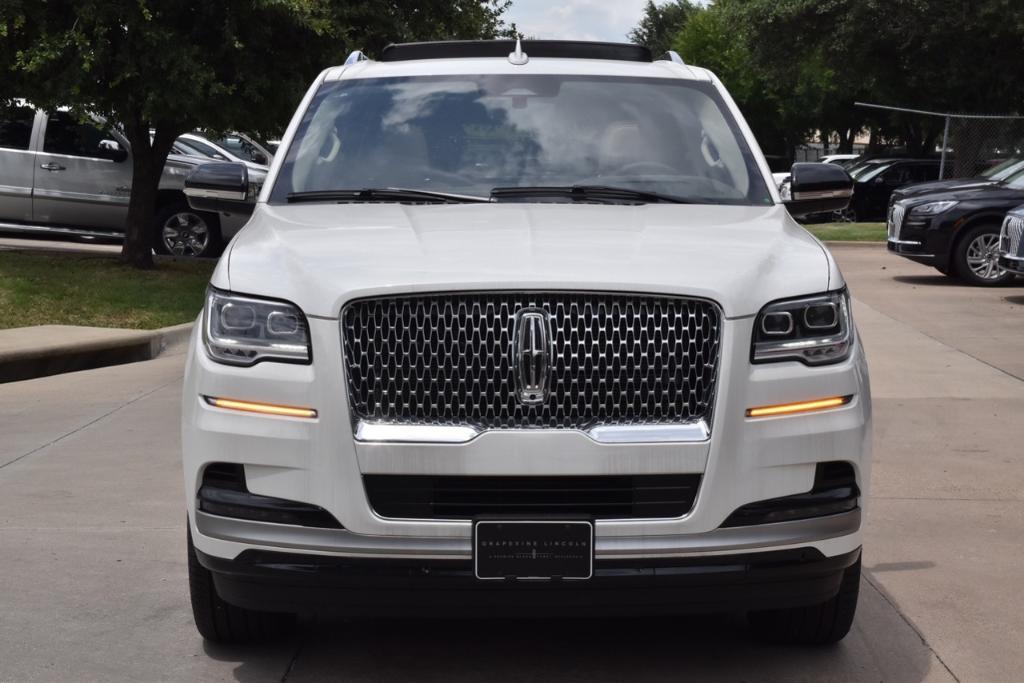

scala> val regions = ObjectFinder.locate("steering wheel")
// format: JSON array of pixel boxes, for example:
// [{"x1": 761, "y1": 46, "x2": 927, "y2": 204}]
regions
[{"x1": 608, "y1": 161, "x2": 681, "y2": 176}]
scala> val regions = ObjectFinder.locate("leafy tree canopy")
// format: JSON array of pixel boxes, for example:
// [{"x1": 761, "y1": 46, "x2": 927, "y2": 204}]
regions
[
  {"x1": 0, "y1": 0, "x2": 512, "y2": 267},
  {"x1": 627, "y1": 0, "x2": 697, "y2": 57}
]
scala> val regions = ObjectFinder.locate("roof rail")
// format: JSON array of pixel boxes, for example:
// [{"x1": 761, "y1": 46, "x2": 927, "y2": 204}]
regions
[
  {"x1": 658, "y1": 51, "x2": 685, "y2": 65},
  {"x1": 380, "y1": 40, "x2": 653, "y2": 63},
  {"x1": 344, "y1": 50, "x2": 368, "y2": 66}
]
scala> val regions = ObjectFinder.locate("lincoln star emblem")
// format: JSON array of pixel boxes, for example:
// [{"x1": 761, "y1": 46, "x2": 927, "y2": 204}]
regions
[{"x1": 513, "y1": 308, "x2": 551, "y2": 406}]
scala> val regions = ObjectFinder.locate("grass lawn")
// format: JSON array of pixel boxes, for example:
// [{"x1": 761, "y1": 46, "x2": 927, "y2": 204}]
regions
[
  {"x1": 0, "y1": 250, "x2": 214, "y2": 330},
  {"x1": 804, "y1": 222, "x2": 886, "y2": 242}
]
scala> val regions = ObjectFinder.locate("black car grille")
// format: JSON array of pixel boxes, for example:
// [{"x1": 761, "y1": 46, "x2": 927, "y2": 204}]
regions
[
  {"x1": 364, "y1": 474, "x2": 702, "y2": 520},
  {"x1": 341, "y1": 292, "x2": 721, "y2": 429}
]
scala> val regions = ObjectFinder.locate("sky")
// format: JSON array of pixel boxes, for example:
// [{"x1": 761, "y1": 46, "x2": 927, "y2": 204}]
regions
[{"x1": 503, "y1": 0, "x2": 652, "y2": 42}]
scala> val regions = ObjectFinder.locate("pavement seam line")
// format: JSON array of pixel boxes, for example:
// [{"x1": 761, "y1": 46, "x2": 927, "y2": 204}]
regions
[
  {"x1": 852, "y1": 296, "x2": 1024, "y2": 384},
  {"x1": 280, "y1": 634, "x2": 306, "y2": 682},
  {"x1": 864, "y1": 573, "x2": 961, "y2": 683},
  {"x1": 0, "y1": 376, "x2": 181, "y2": 471}
]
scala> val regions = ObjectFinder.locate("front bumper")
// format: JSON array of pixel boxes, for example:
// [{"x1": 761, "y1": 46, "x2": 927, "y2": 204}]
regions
[
  {"x1": 998, "y1": 253, "x2": 1024, "y2": 275},
  {"x1": 198, "y1": 544, "x2": 862, "y2": 617},
  {"x1": 184, "y1": 305, "x2": 871, "y2": 565}
]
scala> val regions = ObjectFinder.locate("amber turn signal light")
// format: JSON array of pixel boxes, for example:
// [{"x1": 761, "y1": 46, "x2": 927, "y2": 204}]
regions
[
  {"x1": 203, "y1": 396, "x2": 318, "y2": 419},
  {"x1": 746, "y1": 395, "x2": 852, "y2": 418}
]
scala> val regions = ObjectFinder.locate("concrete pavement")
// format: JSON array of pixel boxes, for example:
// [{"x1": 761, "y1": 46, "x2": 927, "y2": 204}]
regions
[{"x1": 0, "y1": 243, "x2": 1021, "y2": 681}]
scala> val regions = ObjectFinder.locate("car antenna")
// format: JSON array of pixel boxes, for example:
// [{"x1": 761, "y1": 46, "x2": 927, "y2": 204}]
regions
[{"x1": 508, "y1": 38, "x2": 529, "y2": 66}]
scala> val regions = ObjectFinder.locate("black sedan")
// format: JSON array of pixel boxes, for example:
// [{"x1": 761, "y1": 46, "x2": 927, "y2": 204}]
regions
[
  {"x1": 887, "y1": 175, "x2": 1024, "y2": 285},
  {"x1": 890, "y1": 157, "x2": 1024, "y2": 203},
  {"x1": 842, "y1": 158, "x2": 940, "y2": 221}
]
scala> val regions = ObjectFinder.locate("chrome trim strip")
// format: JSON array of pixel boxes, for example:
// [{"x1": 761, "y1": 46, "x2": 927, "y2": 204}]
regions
[
  {"x1": 888, "y1": 238, "x2": 922, "y2": 246},
  {"x1": 184, "y1": 187, "x2": 247, "y2": 201},
  {"x1": 0, "y1": 184, "x2": 32, "y2": 197},
  {"x1": 355, "y1": 422, "x2": 480, "y2": 444},
  {"x1": 32, "y1": 188, "x2": 128, "y2": 205},
  {"x1": 194, "y1": 509, "x2": 861, "y2": 560},
  {"x1": 792, "y1": 188, "x2": 853, "y2": 201},
  {"x1": 0, "y1": 221, "x2": 120, "y2": 239},
  {"x1": 354, "y1": 420, "x2": 711, "y2": 444},
  {"x1": 587, "y1": 421, "x2": 709, "y2": 444}
]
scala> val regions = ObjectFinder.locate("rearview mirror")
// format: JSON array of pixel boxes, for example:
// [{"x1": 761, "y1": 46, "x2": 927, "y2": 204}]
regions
[
  {"x1": 183, "y1": 162, "x2": 254, "y2": 216},
  {"x1": 784, "y1": 162, "x2": 854, "y2": 218}
]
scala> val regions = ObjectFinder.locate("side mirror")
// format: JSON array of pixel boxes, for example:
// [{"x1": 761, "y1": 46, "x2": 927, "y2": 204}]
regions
[
  {"x1": 97, "y1": 139, "x2": 129, "y2": 163},
  {"x1": 784, "y1": 162, "x2": 854, "y2": 218},
  {"x1": 252, "y1": 152, "x2": 268, "y2": 166},
  {"x1": 183, "y1": 162, "x2": 253, "y2": 216}
]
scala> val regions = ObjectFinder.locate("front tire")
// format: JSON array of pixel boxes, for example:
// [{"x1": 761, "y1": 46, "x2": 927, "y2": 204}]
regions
[
  {"x1": 748, "y1": 556, "x2": 861, "y2": 645},
  {"x1": 952, "y1": 224, "x2": 1013, "y2": 286},
  {"x1": 187, "y1": 527, "x2": 293, "y2": 643},
  {"x1": 154, "y1": 200, "x2": 222, "y2": 258}
]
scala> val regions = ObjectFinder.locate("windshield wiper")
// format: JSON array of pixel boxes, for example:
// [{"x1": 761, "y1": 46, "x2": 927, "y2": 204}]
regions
[
  {"x1": 490, "y1": 185, "x2": 693, "y2": 204},
  {"x1": 286, "y1": 188, "x2": 491, "y2": 204}
]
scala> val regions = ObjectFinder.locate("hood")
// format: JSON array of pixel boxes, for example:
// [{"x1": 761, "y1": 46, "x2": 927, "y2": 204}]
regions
[
  {"x1": 894, "y1": 178, "x2": 993, "y2": 199},
  {"x1": 217, "y1": 203, "x2": 832, "y2": 319},
  {"x1": 901, "y1": 183, "x2": 1024, "y2": 205}
]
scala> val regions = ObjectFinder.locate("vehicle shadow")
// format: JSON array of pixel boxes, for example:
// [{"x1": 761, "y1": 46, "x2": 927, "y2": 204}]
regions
[
  {"x1": 891, "y1": 274, "x2": 964, "y2": 287},
  {"x1": 1005, "y1": 294, "x2": 1024, "y2": 305},
  {"x1": 214, "y1": 578, "x2": 938, "y2": 683}
]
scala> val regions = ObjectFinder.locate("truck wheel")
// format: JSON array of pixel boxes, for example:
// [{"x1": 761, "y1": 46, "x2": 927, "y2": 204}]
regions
[
  {"x1": 952, "y1": 224, "x2": 1013, "y2": 286},
  {"x1": 748, "y1": 556, "x2": 861, "y2": 645},
  {"x1": 187, "y1": 527, "x2": 293, "y2": 643},
  {"x1": 154, "y1": 200, "x2": 222, "y2": 258}
]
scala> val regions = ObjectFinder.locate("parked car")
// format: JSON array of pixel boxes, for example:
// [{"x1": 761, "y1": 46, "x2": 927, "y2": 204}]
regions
[
  {"x1": 840, "y1": 158, "x2": 941, "y2": 221},
  {"x1": 0, "y1": 102, "x2": 260, "y2": 257},
  {"x1": 181, "y1": 40, "x2": 869, "y2": 646},
  {"x1": 997, "y1": 205, "x2": 1024, "y2": 275},
  {"x1": 887, "y1": 171, "x2": 1024, "y2": 285},
  {"x1": 820, "y1": 154, "x2": 859, "y2": 165},
  {"x1": 890, "y1": 157, "x2": 1024, "y2": 203},
  {"x1": 203, "y1": 131, "x2": 274, "y2": 166},
  {"x1": 177, "y1": 133, "x2": 270, "y2": 174}
]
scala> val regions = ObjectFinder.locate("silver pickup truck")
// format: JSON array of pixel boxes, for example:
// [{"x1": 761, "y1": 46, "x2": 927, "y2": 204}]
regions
[{"x1": 0, "y1": 102, "x2": 261, "y2": 257}]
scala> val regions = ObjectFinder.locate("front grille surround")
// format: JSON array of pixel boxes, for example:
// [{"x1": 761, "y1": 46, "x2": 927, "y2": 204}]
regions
[
  {"x1": 340, "y1": 291, "x2": 722, "y2": 432},
  {"x1": 1001, "y1": 214, "x2": 1024, "y2": 257},
  {"x1": 888, "y1": 203, "x2": 906, "y2": 240}
]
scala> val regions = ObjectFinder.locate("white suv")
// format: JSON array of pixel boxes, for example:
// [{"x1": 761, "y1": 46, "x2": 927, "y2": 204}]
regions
[{"x1": 181, "y1": 40, "x2": 869, "y2": 645}]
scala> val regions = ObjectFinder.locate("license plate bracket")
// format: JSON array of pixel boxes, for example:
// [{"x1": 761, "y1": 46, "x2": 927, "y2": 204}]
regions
[{"x1": 473, "y1": 519, "x2": 594, "y2": 581}]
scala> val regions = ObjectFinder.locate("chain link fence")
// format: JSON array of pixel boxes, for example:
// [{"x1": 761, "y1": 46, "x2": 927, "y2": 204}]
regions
[{"x1": 855, "y1": 103, "x2": 1024, "y2": 179}]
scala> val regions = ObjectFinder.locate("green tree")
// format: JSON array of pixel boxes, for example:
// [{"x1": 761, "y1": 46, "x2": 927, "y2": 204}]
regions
[
  {"x1": 627, "y1": 0, "x2": 697, "y2": 56},
  {"x1": 0, "y1": 0, "x2": 511, "y2": 268},
  {"x1": 673, "y1": 0, "x2": 827, "y2": 163}
]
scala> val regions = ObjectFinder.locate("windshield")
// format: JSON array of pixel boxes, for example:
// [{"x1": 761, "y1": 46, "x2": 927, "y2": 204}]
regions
[
  {"x1": 179, "y1": 136, "x2": 232, "y2": 162},
  {"x1": 209, "y1": 133, "x2": 271, "y2": 164},
  {"x1": 270, "y1": 75, "x2": 772, "y2": 205},
  {"x1": 1003, "y1": 167, "x2": 1024, "y2": 189},
  {"x1": 984, "y1": 158, "x2": 1024, "y2": 180},
  {"x1": 851, "y1": 161, "x2": 894, "y2": 182}
]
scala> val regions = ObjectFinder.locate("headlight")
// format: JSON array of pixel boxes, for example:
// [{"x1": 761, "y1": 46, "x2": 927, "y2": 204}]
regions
[
  {"x1": 203, "y1": 287, "x2": 311, "y2": 365},
  {"x1": 752, "y1": 290, "x2": 852, "y2": 366},
  {"x1": 911, "y1": 200, "x2": 958, "y2": 217}
]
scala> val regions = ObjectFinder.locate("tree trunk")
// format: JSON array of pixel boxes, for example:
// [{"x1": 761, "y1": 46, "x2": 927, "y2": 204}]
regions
[
  {"x1": 838, "y1": 128, "x2": 853, "y2": 154},
  {"x1": 120, "y1": 121, "x2": 178, "y2": 269}
]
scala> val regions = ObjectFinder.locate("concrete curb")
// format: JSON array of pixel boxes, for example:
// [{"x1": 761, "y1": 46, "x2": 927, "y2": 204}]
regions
[
  {"x1": 0, "y1": 322, "x2": 195, "y2": 384},
  {"x1": 824, "y1": 241, "x2": 886, "y2": 248}
]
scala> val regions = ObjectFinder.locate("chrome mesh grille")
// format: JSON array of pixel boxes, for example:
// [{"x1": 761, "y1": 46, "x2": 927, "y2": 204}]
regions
[
  {"x1": 341, "y1": 292, "x2": 721, "y2": 429},
  {"x1": 1001, "y1": 214, "x2": 1024, "y2": 256},
  {"x1": 888, "y1": 204, "x2": 906, "y2": 240}
]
